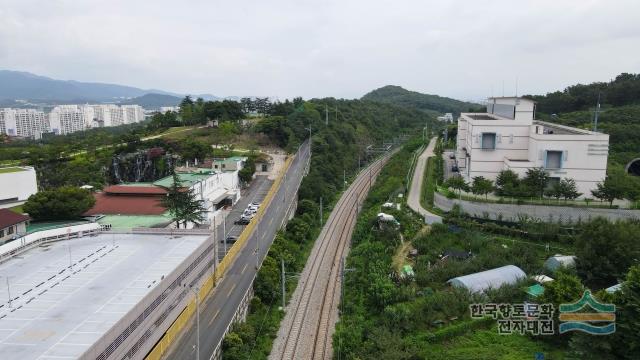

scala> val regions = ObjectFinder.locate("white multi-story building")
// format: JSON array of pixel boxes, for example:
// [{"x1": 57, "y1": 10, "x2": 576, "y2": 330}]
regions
[
  {"x1": 48, "y1": 105, "x2": 94, "y2": 135},
  {"x1": 0, "y1": 108, "x2": 48, "y2": 139},
  {"x1": 455, "y1": 97, "x2": 609, "y2": 197},
  {"x1": 90, "y1": 104, "x2": 144, "y2": 127},
  {"x1": 159, "y1": 106, "x2": 180, "y2": 114},
  {"x1": 121, "y1": 105, "x2": 145, "y2": 124},
  {"x1": 437, "y1": 113, "x2": 454, "y2": 123}
]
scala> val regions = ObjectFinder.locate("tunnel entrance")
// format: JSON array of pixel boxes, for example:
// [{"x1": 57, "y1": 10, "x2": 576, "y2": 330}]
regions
[{"x1": 626, "y1": 158, "x2": 640, "y2": 176}]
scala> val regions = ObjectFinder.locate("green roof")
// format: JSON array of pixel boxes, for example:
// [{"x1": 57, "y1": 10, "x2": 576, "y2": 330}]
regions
[
  {"x1": 0, "y1": 167, "x2": 27, "y2": 174},
  {"x1": 526, "y1": 284, "x2": 545, "y2": 297},
  {"x1": 98, "y1": 214, "x2": 172, "y2": 229},
  {"x1": 27, "y1": 220, "x2": 89, "y2": 233},
  {"x1": 153, "y1": 172, "x2": 215, "y2": 188}
]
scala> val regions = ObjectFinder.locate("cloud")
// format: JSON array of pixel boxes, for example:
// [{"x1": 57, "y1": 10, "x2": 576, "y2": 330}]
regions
[{"x1": 0, "y1": 0, "x2": 638, "y2": 100}]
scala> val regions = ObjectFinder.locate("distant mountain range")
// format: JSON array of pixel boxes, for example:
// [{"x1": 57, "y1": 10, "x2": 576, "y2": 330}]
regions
[
  {"x1": 0, "y1": 70, "x2": 219, "y2": 106},
  {"x1": 362, "y1": 85, "x2": 478, "y2": 115}
]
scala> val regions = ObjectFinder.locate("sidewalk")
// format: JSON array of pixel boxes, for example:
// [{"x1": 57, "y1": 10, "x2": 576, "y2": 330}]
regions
[{"x1": 407, "y1": 137, "x2": 442, "y2": 224}]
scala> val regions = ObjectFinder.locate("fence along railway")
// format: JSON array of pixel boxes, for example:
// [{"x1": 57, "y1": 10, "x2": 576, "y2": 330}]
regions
[{"x1": 270, "y1": 148, "x2": 397, "y2": 360}]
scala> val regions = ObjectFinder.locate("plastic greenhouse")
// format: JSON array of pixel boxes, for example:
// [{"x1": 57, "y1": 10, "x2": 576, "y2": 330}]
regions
[
  {"x1": 544, "y1": 255, "x2": 576, "y2": 272},
  {"x1": 447, "y1": 265, "x2": 526, "y2": 293}
]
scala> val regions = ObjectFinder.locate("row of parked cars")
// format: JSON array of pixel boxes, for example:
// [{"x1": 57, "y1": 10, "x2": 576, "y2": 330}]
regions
[
  {"x1": 223, "y1": 202, "x2": 261, "y2": 245},
  {"x1": 234, "y1": 202, "x2": 261, "y2": 225}
]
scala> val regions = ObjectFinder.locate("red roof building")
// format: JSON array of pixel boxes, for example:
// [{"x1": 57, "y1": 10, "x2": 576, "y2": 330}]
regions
[
  {"x1": 84, "y1": 185, "x2": 168, "y2": 216},
  {"x1": 0, "y1": 208, "x2": 30, "y2": 242}
]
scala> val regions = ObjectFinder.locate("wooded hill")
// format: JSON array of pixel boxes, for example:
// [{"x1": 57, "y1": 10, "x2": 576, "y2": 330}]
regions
[{"x1": 362, "y1": 85, "x2": 478, "y2": 116}]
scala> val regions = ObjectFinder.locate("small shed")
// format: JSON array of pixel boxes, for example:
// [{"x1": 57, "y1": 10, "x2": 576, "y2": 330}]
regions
[
  {"x1": 544, "y1": 255, "x2": 576, "y2": 272},
  {"x1": 447, "y1": 265, "x2": 526, "y2": 293},
  {"x1": 440, "y1": 249, "x2": 473, "y2": 261}
]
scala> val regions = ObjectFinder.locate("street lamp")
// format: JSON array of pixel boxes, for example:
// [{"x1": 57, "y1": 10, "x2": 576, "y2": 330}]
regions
[
  {"x1": 1, "y1": 276, "x2": 13, "y2": 308},
  {"x1": 189, "y1": 285, "x2": 200, "y2": 360}
]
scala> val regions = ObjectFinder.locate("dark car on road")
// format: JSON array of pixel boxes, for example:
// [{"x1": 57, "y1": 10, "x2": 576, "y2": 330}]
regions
[
  {"x1": 221, "y1": 236, "x2": 238, "y2": 244},
  {"x1": 234, "y1": 218, "x2": 250, "y2": 225}
]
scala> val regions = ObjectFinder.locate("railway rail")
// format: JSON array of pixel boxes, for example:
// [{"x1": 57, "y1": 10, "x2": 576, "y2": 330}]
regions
[{"x1": 271, "y1": 149, "x2": 396, "y2": 360}]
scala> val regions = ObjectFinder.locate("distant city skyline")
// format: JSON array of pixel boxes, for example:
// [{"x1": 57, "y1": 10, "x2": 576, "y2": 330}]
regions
[{"x1": 1, "y1": 0, "x2": 639, "y2": 102}]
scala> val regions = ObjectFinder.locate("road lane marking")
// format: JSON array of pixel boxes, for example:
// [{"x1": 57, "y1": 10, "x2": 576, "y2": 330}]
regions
[
  {"x1": 226, "y1": 283, "x2": 237, "y2": 297},
  {"x1": 241, "y1": 263, "x2": 248, "y2": 274},
  {"x1": 207, "y1": 309, "x2": 221, "y2": 326}
]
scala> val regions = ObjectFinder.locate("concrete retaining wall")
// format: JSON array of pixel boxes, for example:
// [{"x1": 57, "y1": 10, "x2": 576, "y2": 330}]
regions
[{"x1": 434, "y1": 192, "x2": 640, "y2": 223}]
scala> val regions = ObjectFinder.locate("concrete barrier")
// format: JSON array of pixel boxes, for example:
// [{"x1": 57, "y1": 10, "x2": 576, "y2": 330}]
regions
[{"x1": 434, "y1": 192, "x2": 640, "y2": 223}]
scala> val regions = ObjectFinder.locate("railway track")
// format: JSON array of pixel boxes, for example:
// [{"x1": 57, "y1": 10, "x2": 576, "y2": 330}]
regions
[{"x1": 270, "y1": 149, "x2": 396, "y2": 360}]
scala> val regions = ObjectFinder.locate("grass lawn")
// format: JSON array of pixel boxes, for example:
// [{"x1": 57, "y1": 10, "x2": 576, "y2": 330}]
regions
[
  {"x1": 421, "y1": 327, "x2": 567, "y2": 360},
  {"x1": 0, "y1": 167, "x2": 25, "y2": 173},
  {"x1": 8, "y1": 205, "x2": 24, "y2": 214}
]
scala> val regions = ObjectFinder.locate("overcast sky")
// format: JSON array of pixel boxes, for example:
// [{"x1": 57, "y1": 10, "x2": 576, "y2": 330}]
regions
[{"x1": 1, "y1": 0, "x2": 639, "y2": 101}]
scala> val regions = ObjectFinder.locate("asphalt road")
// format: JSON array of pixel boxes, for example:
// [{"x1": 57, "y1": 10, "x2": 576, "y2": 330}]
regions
[
  {"x1": 165, "y1": 141, "x2": 310, "y2": 360},
  {"x1": 407, "y1": 137, "x2": 442, "y2": 224}
]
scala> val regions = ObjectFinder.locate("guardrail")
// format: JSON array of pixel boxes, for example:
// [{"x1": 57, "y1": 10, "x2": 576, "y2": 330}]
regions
[
  {"x1": 144, "y1": 152, "x2": 296, "y2": 360},
  {"x1": 0, "y1": 223, "x2": 101, "y2": 264}
]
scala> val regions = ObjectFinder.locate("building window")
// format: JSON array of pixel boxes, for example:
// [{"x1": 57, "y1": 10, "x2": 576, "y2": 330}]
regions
[
  {"x1": 481, "y1": 133, "x2": 496, "y2": 150},
  {"x1": 545, "y1": 150, "x2": 563, "y2": 169},
  {"x1": 7, "y1": 226, "x2": 13, "y2": 235},
  {"x1": 0, "y1": 229, "x2": 4, "y2": 238}
]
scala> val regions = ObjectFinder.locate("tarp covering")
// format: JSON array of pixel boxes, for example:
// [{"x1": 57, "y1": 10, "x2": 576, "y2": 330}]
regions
[{"x1": 447, "y1": 265, "x2": 526, "y2": 293}]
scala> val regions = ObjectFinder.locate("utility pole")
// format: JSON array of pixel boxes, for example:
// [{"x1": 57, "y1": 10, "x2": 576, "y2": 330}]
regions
[
  {"x1": 305, "y1": 126, "x2": 312, "y2": 158},
  {"x1": 594, "y1": 92, "x2": 601, "y2": 132},
  {"x1": 189, "y1": 286, "x2": 200, "y2": 360},
  {"x1": 319, "y1": 197, "x2": 323, "y2": 226},
  {"x1": 3, "y1": 277, "x2": 12, "y2": 308},
  {"x1": 325, "y1": 105, "x2": 328, "y2": 126},
  {"x1": 281, "y1": 259, "x2": 286, "y2": 310},
  {"x1": 255, "y1": 221, "x2": 260, "y2": 269},
  {"x1": 343, "y1": 169, "x2": 346, "y2": 190},
  {"x1": 68, "y1": 244, "x2": 72, "y2": 268},
  {"x1": 338, "y1": 257, "x2": 355, "y2": 360}
]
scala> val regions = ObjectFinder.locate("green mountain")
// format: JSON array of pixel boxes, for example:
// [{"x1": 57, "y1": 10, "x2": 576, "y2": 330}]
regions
[{"x1": 361, "y1": 85, "x2": 478, "y2": 116}]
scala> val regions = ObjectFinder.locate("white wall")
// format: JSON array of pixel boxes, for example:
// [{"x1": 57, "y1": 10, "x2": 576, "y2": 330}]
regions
[
  {"x1": 455, "y1": 110, "x2": 610, "y2": 198},
  {"x1": 0, "y1": 167, "x2": 38, "y2": 206}
]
